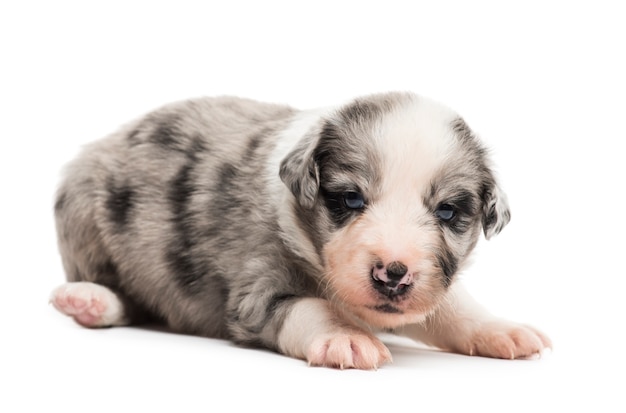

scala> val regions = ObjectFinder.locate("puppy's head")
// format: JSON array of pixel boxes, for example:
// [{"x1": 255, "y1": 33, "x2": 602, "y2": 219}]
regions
[{"x1": 279, "y1": 92, "x2": 510, "y2": 328}]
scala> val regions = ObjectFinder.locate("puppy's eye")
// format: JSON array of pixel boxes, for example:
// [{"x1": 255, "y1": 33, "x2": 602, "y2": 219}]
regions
[
  {"x1": 343, "y1": 191, "x2": 365, "y2": 209},
  {"x1": 435, "y1": 204, "x2": 455, "y2": 221}
]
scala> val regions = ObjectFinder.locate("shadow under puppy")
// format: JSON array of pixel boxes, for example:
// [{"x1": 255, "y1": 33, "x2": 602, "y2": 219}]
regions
[{"x1": 51, "y1": 92, "x2": 551, "y2": 369}]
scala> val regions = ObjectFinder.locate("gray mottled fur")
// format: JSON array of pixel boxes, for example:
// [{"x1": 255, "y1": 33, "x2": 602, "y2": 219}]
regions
[{"x1": 54, "y1": 92, "x2": 510, "y2": 351}]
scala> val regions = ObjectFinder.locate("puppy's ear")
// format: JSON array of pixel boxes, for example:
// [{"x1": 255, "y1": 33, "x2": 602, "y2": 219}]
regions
[
  {"x1": 482, "y1": 178, "x2": 511, "y2": 239},
  {"x1": 279, "y1": 132, "x2": 320, "y2": 209}
]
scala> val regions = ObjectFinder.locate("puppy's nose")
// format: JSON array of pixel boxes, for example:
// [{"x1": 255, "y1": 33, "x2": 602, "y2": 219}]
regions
[
  {"x1": 386, "y1": 261, "x2": 409, "y2": 282},
  {"x1": 371, "y1": 261, "x2": 413, "y2": 296}
]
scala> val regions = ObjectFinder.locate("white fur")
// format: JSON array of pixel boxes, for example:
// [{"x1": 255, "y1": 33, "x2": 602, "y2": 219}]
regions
[
  {"x1": 362, "y1": 97, "x2": 460, "y2": 263},
  {"x1": 277, "y1": 297, "x2": 391, "y2": 369}
]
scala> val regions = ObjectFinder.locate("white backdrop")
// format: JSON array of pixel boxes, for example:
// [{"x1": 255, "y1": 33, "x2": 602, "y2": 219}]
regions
[{"x1": 1, "y1": 1, "x2": 624, "y2": 412}]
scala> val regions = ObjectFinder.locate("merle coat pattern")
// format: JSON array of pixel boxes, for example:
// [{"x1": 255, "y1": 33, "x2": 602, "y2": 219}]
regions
[{"x1": 52, "y1": 92, "x2": 550, "y2": 369}]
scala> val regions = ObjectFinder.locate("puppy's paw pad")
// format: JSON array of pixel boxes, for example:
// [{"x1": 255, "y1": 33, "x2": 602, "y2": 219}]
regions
[
  {"x1": 50, "y1": 282, "x2": 124, "y2": 327},
  {"x1": 307, "y1": 333, "x2": 392, "y2": 370},
  {"x1": 467, "y1": 321, "x2": 552, "y2": 360}
]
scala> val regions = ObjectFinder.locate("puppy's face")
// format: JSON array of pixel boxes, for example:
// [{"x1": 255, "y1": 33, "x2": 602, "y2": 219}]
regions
[{"x1": 280, "y1": 93, "x2": 510, "y2": 328}]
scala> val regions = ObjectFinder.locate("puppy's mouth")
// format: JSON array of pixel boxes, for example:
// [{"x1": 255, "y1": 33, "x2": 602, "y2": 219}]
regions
[
  {"x1": 371, "y1": 277, "x2": 414, "y2": 299},
  {"x1": 369, "y1": 303, "x2": 403, "y2": 314}
]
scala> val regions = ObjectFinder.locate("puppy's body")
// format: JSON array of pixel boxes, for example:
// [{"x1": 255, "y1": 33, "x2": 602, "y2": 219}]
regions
[{"x1": 51, "y1": 93, "x2": 550, "y2": 368}]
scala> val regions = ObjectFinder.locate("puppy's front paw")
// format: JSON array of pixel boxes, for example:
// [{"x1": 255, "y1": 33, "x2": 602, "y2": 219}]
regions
[
  {"x1": 464, "y1": 321, "x2": 552, "y2": 360},
  {"x1": 307, "y1": 332, "x2": 392, "y2": 370}
]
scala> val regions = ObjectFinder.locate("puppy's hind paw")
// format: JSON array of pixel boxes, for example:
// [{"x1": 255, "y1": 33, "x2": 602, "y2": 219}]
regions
[
  {"x1": 50, "y1": 282, "x2": 127, "y2": 328},
  {"x1": 306, "y1": 332, "x2": 392, "y2": 370}
]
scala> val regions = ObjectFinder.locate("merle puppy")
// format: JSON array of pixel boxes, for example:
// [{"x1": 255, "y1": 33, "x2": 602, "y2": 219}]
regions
[{"x1": 51, "y1": 92, "x2": 550, "y2": 369}]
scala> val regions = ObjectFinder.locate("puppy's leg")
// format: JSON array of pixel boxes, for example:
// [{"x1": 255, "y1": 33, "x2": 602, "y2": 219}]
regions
[
  {"x1": 397, "y1": 283, "x2": 551, "y2": 359},
  {"x1": 50, "y1": 282, "x2": 129, "y2": 328},
  {"x1": 276, "y1": 298, "x2": 392, "y2": 369}
]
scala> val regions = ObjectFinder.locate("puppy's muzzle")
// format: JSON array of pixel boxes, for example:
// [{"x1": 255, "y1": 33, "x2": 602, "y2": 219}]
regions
[{"x1": 371, "y1": 261, "x2": 414, "y2": 297}]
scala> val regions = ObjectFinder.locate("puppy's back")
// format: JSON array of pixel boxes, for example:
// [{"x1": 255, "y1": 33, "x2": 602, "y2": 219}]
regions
[{"x1": 54, "y1": 96, "x2": 296, "y2": 333}]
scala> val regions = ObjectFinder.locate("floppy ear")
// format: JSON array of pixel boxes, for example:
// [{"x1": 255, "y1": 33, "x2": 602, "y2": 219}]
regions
[
  {"x1": 482, "y1": 178, "x2": 511, "y2": 240},
  {"x1": 279, "y1": 132, "x2": 320, "y2": 209}
]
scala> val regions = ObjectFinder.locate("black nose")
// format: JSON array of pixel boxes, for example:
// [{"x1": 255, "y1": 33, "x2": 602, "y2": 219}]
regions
[
  {"x1": 386, "y1": 261, "x2": 408, "y2": 281},
  {"x1": 371, "y1": 261, "x2": 413, "y2": 297}
]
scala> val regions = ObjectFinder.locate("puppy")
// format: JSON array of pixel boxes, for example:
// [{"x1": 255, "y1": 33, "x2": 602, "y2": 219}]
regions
[{"x1": 50, "y1": 92, "x2": 550, "y2": 369}]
